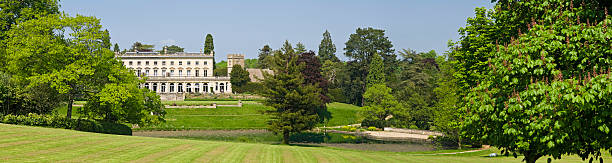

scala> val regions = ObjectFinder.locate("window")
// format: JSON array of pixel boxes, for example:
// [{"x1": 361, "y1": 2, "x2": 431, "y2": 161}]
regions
[
  {"x1": 129, "y1": 61, "x2": 133, "y2": 65},
  {"x1": 137, "y1": 70, "x2": 141, "y2": 77},
  {"x1": 195, "y1": 70, "x2": 199, "y2": 77},
  {"x1": 154, "y1": 61, "x2": 157, "y2": 65},
  {"x1": 195, "y1": 61, "x2": 199, "y2": 65},
  {"x1": 162, "y1": 70, "x2": 166, "y2": 76},
  {"x1": 145, "y1": 70, "x2": 149, "y2": 76},
  {"x1": 178, "y1": 61, "x2": 182, "y2": 65},
  {"x1": 204, "y1": 61, "x2": 208, "y2": 65},
  {"x1": 162, "y1": 61, "x2": 166, "y2": 65},
  {"x1": 170, "y1": 70, "x2": 174, "y2": 76},
  {"x1": 187, "y1": 61, "x2": 190, "y2": 65},
  {"x1": 203, "y1": 70, "x2": 208, "y2": 77},
  {"x1": 187, "y1": 70, "x2": 191, "y2": 76},
  {"x1": 145, "y1": 61, "x2": 149, "y2": 65},
  {"x1": 153, "y1": 70, "x2": 158, "y2": 76},
  {"x1": 137, "y1": 61, "x2": 141, "y2": 65},
  {"x1": 178, "y1": 70, "x2": 182, "y2": 76},
  {"x1": 171, "y1": 61, "x2": 174, "y2": 65}
]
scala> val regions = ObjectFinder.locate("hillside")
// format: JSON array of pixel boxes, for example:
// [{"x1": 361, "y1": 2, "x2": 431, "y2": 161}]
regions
[{"x1": 1, "y1": 124, "x2": 607, "y2": 162}]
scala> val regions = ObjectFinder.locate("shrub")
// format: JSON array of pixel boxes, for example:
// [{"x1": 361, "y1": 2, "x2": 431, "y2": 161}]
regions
[
  {"x1": 367, "y1": 126, "x2": 378, "y2": 131},
  {"x1": 0, "y1": 113, "x2": 131, "y2": 135}
]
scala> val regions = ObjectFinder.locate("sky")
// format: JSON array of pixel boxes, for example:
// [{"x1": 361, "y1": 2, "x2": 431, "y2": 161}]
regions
[{"x1": 60, "y1": 0, "x2": 494, "y2": 61}]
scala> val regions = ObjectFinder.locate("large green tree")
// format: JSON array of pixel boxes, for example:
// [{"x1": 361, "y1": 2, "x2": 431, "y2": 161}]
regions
[
  {"x1": 460, "y1": 1, "x2": 612, "y2": 163},
  {"x1": 433, "y1": 53, "x2": 462, "y2": 149},
  {"x1": 0, "y1": 0, "x2": 60, "y2": 70},
  {"x1": 297, "y1": 51, "x2": 330, "y2": 120},
  {"x1": 261, "y1": 40, "x2": 324, "y2": 144},
  {"x1": 359, "y1": 84, "x2": 402, "y2": 129},
  {"x1": 344, "y1": 27, "x2": 396, "y2": 106},
  {"x1": 366, "y1": 53, "x2": 385, "y2": 87},
  {"x1": 318, "y1": 30, "x2": 339, "y2": 63},
  {"x1": 230, "y1": 64, "x2": 250, "y2": 93},
  {"x1": 203, "y1": 34, "x2": 214, "y2": 54}
]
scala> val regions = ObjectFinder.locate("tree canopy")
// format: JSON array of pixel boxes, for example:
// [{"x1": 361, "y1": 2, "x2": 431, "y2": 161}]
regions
[
  {"x1": 130, "y1": 42, "x2": 154, "y2": 52},
  {"x1": 230, "y1": 64, "x2": 250, "y2": 93},
  {"x1": 318, "y1": 30, "x2": 339, "y2": 63}
]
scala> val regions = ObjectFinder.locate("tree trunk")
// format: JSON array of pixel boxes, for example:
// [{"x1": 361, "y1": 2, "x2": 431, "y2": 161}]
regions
[
  {"x1": 457, "y1": 133, "x2": 462, "y2": 150},
  {"x1": 67, "y1": 95, "x2": 73, "y2": 119},
  {"x1": 524, "y1": 153, "x2": 541, "y2": 163},
  {"x1": 282, "y1": 131, "x2": 290, "y2": 144}
]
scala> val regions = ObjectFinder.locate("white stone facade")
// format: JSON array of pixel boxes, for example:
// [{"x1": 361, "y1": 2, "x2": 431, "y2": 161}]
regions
[{"x1": 117, "y1": 52, "x2": 243, "y2": 95}]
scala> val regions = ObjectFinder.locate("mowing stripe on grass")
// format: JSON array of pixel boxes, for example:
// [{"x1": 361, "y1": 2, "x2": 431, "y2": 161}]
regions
[
  {"x1": 260, "y1": 145, "x2": 282, "y2": 162},
  {"x1": 59, "y1": 140, "x2": 150, "y2": 162},
  {"x1": 211, "y1": 144, "x2": 255, "y2": 162},
  {"x1": 281, "y1": 146, "x2": 297, "y2": 163},
  {"x1": 156, "y1": 143, "x2": 221, "y2": 162},
  {"x1": 242, "y1": 144, "x2": 264, "y2": 163},
  {"x1": 130, "y1": 144, "x2": 193, "y2": 162},
  {"x1": 1, "y1": 136, "x2": 105, "y2": 161},
  {"x1": 194, "y1": 144, "x2": 229, "y2": 162}
]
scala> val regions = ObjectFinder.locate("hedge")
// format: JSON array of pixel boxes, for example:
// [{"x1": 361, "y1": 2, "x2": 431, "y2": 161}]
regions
[{"x1": 1, "y1": 113, "x2": 132, "y2": 135}]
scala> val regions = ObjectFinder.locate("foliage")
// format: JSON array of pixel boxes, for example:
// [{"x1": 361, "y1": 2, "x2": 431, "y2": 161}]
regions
[
  {"x1": 129, "y1": 42, "x2": 155, "y2": 52},
  {"x1": 359, "y1": 84, "x2": 402, "y2": 129},
  {"x1": 244, "y1": 59, "x2": 259, "y2": 68},
  {"x1": 113, "y1": 43, "x2": 120, "y2": 52},
  {"x1": 432, "y1": 54, "x2": 462, "y2": 148},
  {"x1": 366, "y1": 53, "x2": 385, "y2": 87},
  {"x1": 1, "y1": 113, "x2": 131, "y2": 135},
  {"x1": 0, "y1": 0, "x2": 60, "y2": 69},
  {"x1": 230, "y1": 64, "x2": 251, "y2": 93},
  {"x1": 297, "y1": 51, "x2": 330, "y2": 104},
  {"x1": 240, "y1": 81, "x2": 264, "y2": 94},
  {"x1": 203, "y1": 33, "x2": 214, "y2": 54},
  {"x1": 102, "y1": 29, "x2": 111, "y2": 49},
  {"x1": 344, "y1": 27, "x2": 396, "y2": 106},
  {"x1": 260, "y1": 40, "x2": 324, "y2": 144},
  {"x1": 318, "y1": 30, "x2": 339, "y2": 63},
  {"x1": 460, "y1": 1, "x2": 612, "y2": 162},
  {"x1": 295, "y1": 42, "x2": 307, "y2": 54},
  {"x1": 257, "y1": 45, "x2": 272, "y2": 68},
  {"x1": 159, "y1": 45, "x2": 184, "y2": 54},
  {"x1": 214, "y1": 61, "x2": 228, "y2": 76}
]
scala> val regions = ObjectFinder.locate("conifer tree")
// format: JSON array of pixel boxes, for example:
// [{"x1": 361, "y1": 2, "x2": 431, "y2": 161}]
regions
[
  {"x1": 261, "y1": 40, "x2": 324, "y2": 144},
  {"x1": 318, "y1": 30, "x2": 339, "y2": 62},
  {"x1": 229, "y1": 64, "x2": 250, "y2": 93},
  {"x1": 366, "y1": 53, "x2": 385, "y2": 87},
  {"x1": 113, "y1": 43, "x2": 120, "y2": 52},
  {"x1": 258, "y1": 45, "x2": 272, "y2": 68},
  {"x1": 295, "y1": 42, "x2": 306, "y2": 54}
]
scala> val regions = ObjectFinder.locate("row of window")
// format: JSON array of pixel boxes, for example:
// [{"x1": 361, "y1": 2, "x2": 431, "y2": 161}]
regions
[
  {"x1": 143, "y1": 82, "x2": 227, "y2": 93},
  {"x1": 136, "y1": 69, "x2": 208, "y2": 77},
  {"x1": 126, "y1": 60, "x2": 208, "y2": 66}
]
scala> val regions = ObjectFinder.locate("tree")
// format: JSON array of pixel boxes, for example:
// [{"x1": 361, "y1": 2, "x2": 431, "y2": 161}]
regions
[
  {"x1": 344, "y1": 27, "x2": 396, "y2": 106},
  {"x1": 433, "y1": 54, "x2": 462, "y2": 149},
  {"x1": 318, "y1": 30, "x2": 339, "y2": 63},
  {"x1": 0, "y1": 0, "x2": 60, "y2": 70},
  {"x1": 6, "y1": 14, "x2": 166, "y2": 124},
  {"x1": 102, "y1": 29, "x2": 111, "y2": 49},
  {"x1": 203, "y1": 34, "x2": 214, "y2": 54},
  {"x1": 213, "y1": 61, "x2": 227, "y2": 77},
  {"x1": 297, "y1": 51, "x2": 331, "y2": 120},
  {"x1": 460, "y1": 1, "x2": 612, "y2": 162},
  {"x1": 260, "y1": 40, "x2": 324, "y2": 144},
  {"x1": 230, "y1": 64, "x2": 250, "y2": 93},
  {"x1": 359, "y1": 84, "x2": 401, "y2": 129},
  {"x1": 113, "y1": 43, "x2": 120, "y2": 52},
  {"x1": 366, "y1": 53, "x2": 385, "y2": 87},
  {"x1": 295, "y1": 42, "x2": 306, "y2": 54},
  {"x1": 159, "y1": 45, "x2": 184, "y2": 54},
  {"x1": 129, "y1": 42, "x2": 154, "y2": 52},
  {"x1": 258, "y1": 45, "x2": 272, "y2": 68}
]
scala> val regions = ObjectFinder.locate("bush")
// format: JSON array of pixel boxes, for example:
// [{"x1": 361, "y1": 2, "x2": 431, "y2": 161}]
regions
[
  {"x1": 429, "y1": 135, "x2": 459, "y2": 149},
  {"x1": 1, "y1": 113, "x2": 131, "y2": 135},
  {"x1": 367, "y1": 126, "x2": 378, "y2": 131}
]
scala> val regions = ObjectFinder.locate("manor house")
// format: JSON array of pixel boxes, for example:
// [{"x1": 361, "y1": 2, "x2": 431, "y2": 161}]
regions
[{"x1": 117, "y1": 51, "x2": 245, "y2": 97}]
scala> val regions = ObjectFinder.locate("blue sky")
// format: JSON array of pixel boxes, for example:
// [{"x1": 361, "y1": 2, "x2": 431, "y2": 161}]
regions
[{"x1": 60, "y1": 0, "x2": 494, "y2": 61}]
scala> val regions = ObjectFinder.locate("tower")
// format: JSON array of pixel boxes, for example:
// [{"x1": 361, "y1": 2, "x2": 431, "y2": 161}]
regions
[{"x1": 227, "y1": 54, "x2": 245, "y2": 76}]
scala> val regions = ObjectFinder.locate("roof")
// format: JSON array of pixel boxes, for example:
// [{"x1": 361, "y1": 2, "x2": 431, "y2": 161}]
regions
[
  {"x1": 246, "y1": 68, "x2": 273, "y2": 82},
  {"x1": 117, "y1": 52, "x2": 214, "y2": 58}
]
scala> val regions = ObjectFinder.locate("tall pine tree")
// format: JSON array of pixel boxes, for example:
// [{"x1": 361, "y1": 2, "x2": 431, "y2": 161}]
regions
[
  {"x1": 318, "y1": 30, "x2": 339, "y2": 62},
  {"x1": 366, "y1": 53, "x2": 385, "y2": 87},
  {"x1": 261, "y1": 41, "x2": 324, "y2": 144},
  {"x1": 204, "y1": 34, "x2": 215, "y2": 70},
  {"x1": 295, "y1": 42, "x2": 306, "y2": 54}
]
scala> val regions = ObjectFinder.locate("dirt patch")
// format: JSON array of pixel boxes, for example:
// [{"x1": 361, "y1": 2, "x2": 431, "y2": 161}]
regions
[{"x1": 133, "y1": 130, "x2": 269, "y2": 137}]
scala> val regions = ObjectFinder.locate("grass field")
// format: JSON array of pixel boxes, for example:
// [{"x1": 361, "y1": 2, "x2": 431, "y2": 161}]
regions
[
  {"x1": 1, "y1": 123, "x2": 607, "y2": 163},
  {"x1": 135, "y1": 102, "x2": 360, "y2": 131}
]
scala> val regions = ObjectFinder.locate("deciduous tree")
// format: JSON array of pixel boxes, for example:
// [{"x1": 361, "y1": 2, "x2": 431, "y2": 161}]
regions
[{"x1": 230, "y1": 64, "x2": 250, "y2": 93}]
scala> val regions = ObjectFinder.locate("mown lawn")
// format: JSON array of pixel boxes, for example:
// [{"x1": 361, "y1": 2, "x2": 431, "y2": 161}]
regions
[
  {"x1": 136, "y1": 102, "x2": 361, "y2": 131},
  {"x1": 0, "y1": 124, "x2": 607, "y2": 163}
]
